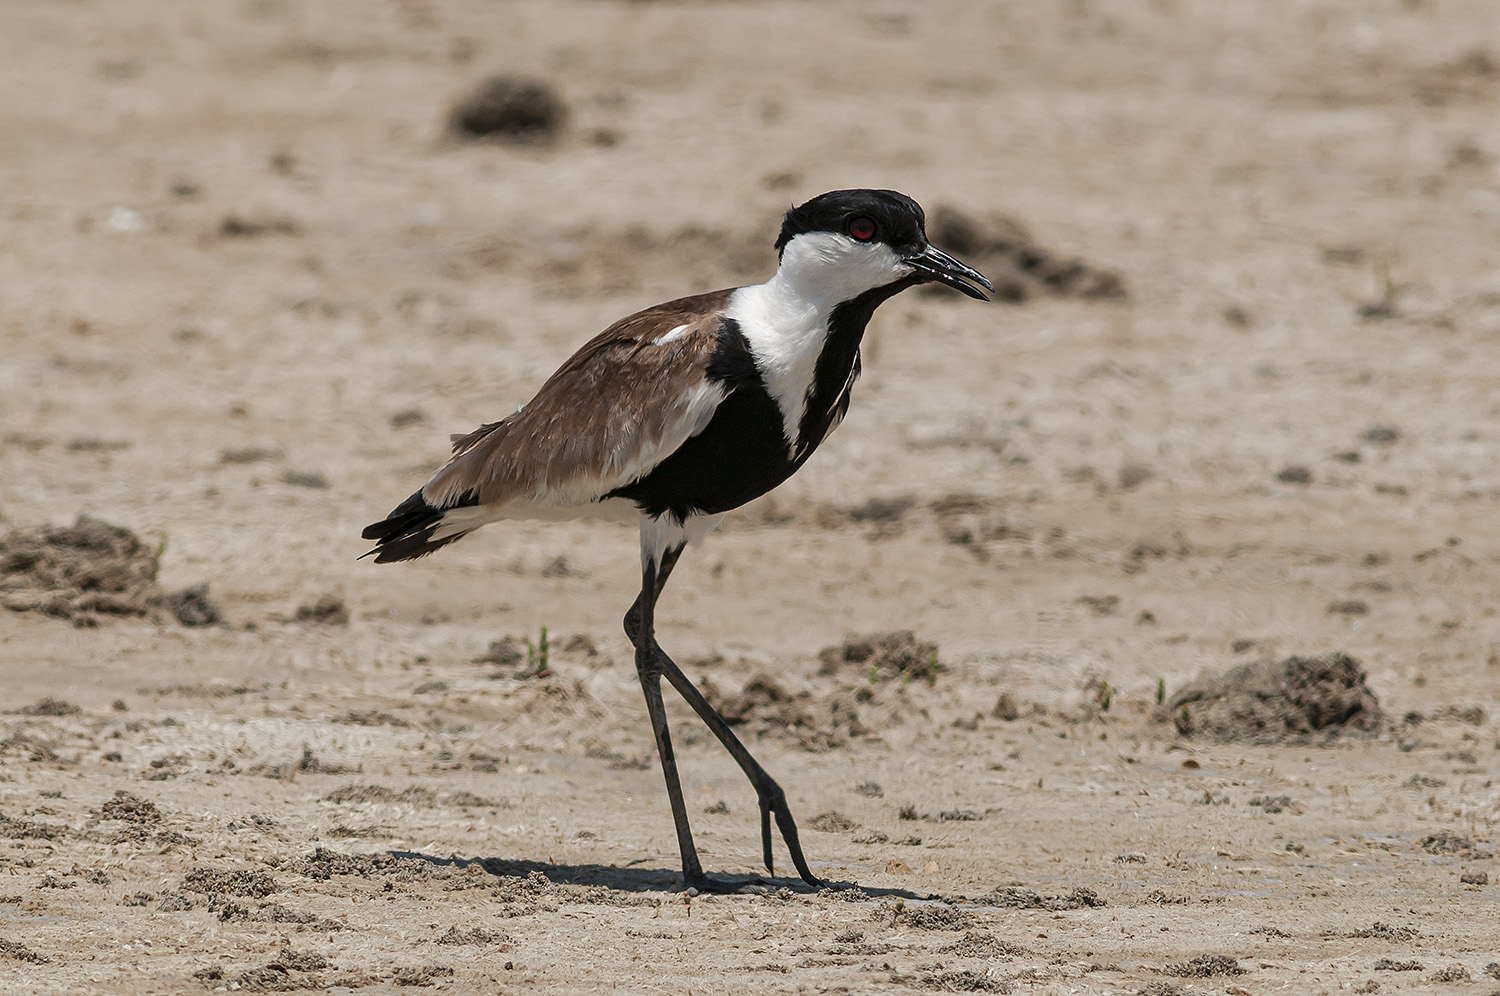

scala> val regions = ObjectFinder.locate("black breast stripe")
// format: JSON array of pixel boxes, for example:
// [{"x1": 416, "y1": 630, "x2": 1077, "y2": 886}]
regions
[
  {"x1": 606, "y1": 317, "x2": 795, "y2": 521},
  {"x1": 793, "y1": 274, "x2": 921, "y2": 460}
]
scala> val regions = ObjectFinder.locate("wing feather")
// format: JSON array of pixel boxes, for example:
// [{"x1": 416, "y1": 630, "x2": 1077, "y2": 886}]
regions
[{"x1": 422, "y1": 290, "x2": 735, "y2": 511}]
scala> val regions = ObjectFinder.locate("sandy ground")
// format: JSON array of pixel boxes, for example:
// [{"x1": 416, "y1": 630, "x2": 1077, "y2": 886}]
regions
[{"x1": 3, "y1": 0, "x2": 1500, "y2": 993}]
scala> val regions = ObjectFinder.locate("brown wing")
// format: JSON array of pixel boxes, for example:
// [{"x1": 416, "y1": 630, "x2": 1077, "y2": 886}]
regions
[{"x1": 421, "y1": 289, "x2": 736, "y2": 510}]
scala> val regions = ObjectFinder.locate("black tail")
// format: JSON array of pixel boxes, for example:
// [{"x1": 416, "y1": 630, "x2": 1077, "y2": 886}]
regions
[{"x1": 360, "y1": 488, "x2": 480, "y2": 563}]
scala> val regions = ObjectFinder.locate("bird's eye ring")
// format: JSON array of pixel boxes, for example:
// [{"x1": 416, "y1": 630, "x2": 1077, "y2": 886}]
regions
[{"x1": 847, "y1": 216, "x2": 877, "y2": 241}]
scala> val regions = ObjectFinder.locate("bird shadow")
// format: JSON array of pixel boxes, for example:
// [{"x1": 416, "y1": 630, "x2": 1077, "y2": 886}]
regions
[{"x1": 389, "y1": 850, "x2": 936, "y2": 901}]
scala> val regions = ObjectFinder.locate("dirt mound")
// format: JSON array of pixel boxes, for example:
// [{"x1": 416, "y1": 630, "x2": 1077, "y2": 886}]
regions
[
  {"x1": 925, "y1": 206, "x2": 1128, "y2": 303},
  {"x1": 706, "y1": 674, "x2": 869, "y2": 752},
  {"x1": 181, "y1": 867, "x2": 280, "y2": 899},
  {"x1": 988, "y1": 886, "x2": 1106, "y2": 910},
  {"x1": 0, "y1": 516, "x2": 219, "y2": 626},
  {"x1": 449, "y1": 75, "x2": 567, "y2": 142},
  {"x1": 1160, "y1": 653, "x2": 1384, "y2": 743},
  {"x1": 97, "y1": 791, "x2": 163, "y2": 824},
  {"x1": 817, "y1": 631, "x2": 939, "y2": 683}
]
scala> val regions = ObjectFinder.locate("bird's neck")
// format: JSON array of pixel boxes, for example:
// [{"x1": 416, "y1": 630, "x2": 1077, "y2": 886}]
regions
[{"x1": 727, "y1": 262, "x2": 917, "y2": 459}]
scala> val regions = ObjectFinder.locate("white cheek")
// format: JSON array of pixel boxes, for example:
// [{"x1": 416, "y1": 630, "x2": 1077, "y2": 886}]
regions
[{"x1": 778, "y1": 233, "x2": 911, "y2": 303}]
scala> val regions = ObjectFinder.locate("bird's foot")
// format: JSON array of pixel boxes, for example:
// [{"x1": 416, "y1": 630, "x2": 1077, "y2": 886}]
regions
[{"x1": 758, "y1": 794, "x2": 825, "y2": 889}]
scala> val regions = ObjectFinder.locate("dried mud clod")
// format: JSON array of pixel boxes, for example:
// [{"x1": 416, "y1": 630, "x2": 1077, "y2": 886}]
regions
[
  {"x1": 97, "y1": 790, "x2": 163, "y2": 824},
  {"x1": 18, "y1": 697, "x2": 80, "y2": 716},
  {"x1": 818, "y1": 630, "x2": 940, "y2": 683},
  {"x1": 1418, "y1": 830, "x2": 1483, "y2": 855},
  {"x1": 195, "y1": 947, "x2": 333, "y2": 992},
  {"x1": 1344, "y1": 922, "x2": 1420, "y2": 941},
  {"x1": 0, "y1": 516, "x2": 219, "y2": 626},
  {"x1": 435, "y1": 926, "x2": 512, "y2": 947},
  {"x1": 321, "y1": 785, "x2": 437, "y2": 807},
  {"x1": 895, "y1": 903, "x2": 976, "y2": 931},
  {"x1": 1165, "y1": 954, "x2": 1245, "y2": 977},
  {"x1": 925, "y1": 206, "x2": 1128, "y2": 303},
  {"x1": 181, "y1": 867, "x2": 280, "y2": 899},
  {"x1": 907, "y1": 967, "x2": 1011, "y2": 992},
  {"x1": 450, "y1": 75, "x2": 566, "y2": 142},
  {"x1": 943, "y1": 932, "x2": 1030, "y2": 959},
  {"x1": 807, "y1": 811, "x2": 859, "y2": 832},
  {"x1": 393, "y1": 964, "x2": 456, "y2": 987},
  {"x1": 1158, "y1": 652, "x2": 1384, "y2": 743},
  {"x1": 987, "y1": 885, "x2": 1105, "y2": 910},
  {"x1": 162, "y1": 582, "x2": 221, "y2": 626},
  {"x1": 295, "y1": 593, "x2": 349, "y2": 626},
  {"x1": 0, "y1": 937, "x2": 51, "y2": 965},
  {"x1": 705, "y1": 674, "x2": 869, "y2": 751}
]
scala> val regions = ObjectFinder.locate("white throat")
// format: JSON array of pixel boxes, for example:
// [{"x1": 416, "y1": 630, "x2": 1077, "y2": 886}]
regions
[{"x1": 726, "y1": 233, "x2": 911, "y2": 453}]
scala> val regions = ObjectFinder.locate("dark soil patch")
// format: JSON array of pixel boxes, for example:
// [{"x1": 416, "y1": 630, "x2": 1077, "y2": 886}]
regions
[
  {"x1": 450, "y1": 75, "x2": 566, "y2": 142},
  {"x1": 0, "y1": 516, "x2": 217, "y2": 625},
  {"x1": 0, "y1": 812, "x2": 67, "y2": 840},
  {"x1": 705, "y1": 674, "x2": 868, "y2": 752},
  {"x1": 322, "y1": 785, "x2": 437, "y2": 806},
  {"x1": 246, "y1": 747, "x2": 358, "y2": 779},
  {"x1": 925, "y1": 205, "x2": 1127, "y2": 303},
  {"x1": 162, "y1": 582, "x2": 221, "y2": 626},
  {"x1": 1248, "y1": 794, "x2": 1296, "y2": 814},
  {"x1": 224, "y1": 966, "x2": 314, "y2": 992},
  {"x1": 270, "y1": 948, "x2": 330, "y2": 972},
  {"x1": 213, "y1": 899, "x2": 345, "y2": 931},
  {"x1": 943, "y1": 932, "x2": 1030, "y2": 958},
  {"x1": 987, "y1": 886, "x2": 1105, "y2": 910},
  {"x1": 817, "y1": 630, "x2": 939, "y2": 682},
  {"x1": 817, "y1": 495, "x2": 917, "y2": 536},
  {"x1": 908, "y1": 967, "x2": 1011, "y2": 992},
  {"x1": 1159, "y1": 652, "x2": 1384, "y2": 743},
  {"x1": 288, "y1": 847, "x2": 402, "y2": 880},
  {"x1": 435, "y1": 926, "x2": 513, "y2": 946},
  {"x1": 896, "y1": 903, "x2": 975, "y2": 930},
  {"x1": 393, "y1": 964, "x2": 456, "y2": 987},
  {"x1": 294, "y1": 594, "x2": 348, "y2": 626},
  {"x1": 218, "y1": 214, "x2": 300, "y2": 238},
  {"x1": 182, "y1": 867, "x2": 280, "y2": 898},
  {"x1": 1346, "y1": 922, "x2": 1420, "y2": 941},
  {"x1": 1433, "y1": 704, "x2": 1486, "y2": 725},
  {"x1": 18, "y1": 696, "x2": 81, "y2": 716},
  {"x1": 0, "y1": 937, "x2": 50, "y2": 964},
  {"x1": 807, "y1": 811, "x2": 859, "y2": 832},
  {"x1": 446, "y1": 791, "x2": 508, "y2": 809},
  {"x1": 98, "y1": 790, "x2": 162, "y2": 824},
  {"x1": 1419, "y1": 830, "x2": 1480, "y2": 855},
  {"x1": 333, "y1": 710, "x2": 411, "y2": 727},
  {"x1": 1166, "y1": 954, "x2": 1244, "y2": 977}
]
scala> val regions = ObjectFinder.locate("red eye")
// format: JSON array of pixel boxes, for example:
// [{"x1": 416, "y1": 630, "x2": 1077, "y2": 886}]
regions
[{"x1": 847, "y1": 216, "x2": 877, "y2": 241}]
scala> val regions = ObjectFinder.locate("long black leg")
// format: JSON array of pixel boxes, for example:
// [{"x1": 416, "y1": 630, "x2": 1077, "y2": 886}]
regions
[
  {"x1": 624, "y1": 544, "x2": 823, "y2": 889},
  {"x1": 655, "y1": 652, "x2": 822, "y2": 887},
  {"x1": 630, "y1": 553, "x2": 707, "y2": 889}
]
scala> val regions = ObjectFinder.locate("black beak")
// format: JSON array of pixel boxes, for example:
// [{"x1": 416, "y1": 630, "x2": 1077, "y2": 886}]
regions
[{"x1": 905, "y1": 243, "x2": 994, "y2": 301}]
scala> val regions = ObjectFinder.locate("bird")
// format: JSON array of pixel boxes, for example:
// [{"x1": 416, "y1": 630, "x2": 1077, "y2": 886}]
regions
[{"x1": 362, "y1": 189, "x2": 992, "y2": 892}]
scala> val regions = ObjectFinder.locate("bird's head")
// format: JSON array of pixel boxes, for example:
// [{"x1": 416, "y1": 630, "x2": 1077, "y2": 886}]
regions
[{"x1": 773, "y1": 189, "x2": 993, "y2": 303}]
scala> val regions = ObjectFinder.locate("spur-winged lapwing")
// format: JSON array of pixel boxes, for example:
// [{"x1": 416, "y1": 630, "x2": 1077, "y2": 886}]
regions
[{"x1": 363, "y1": 189, "x2": 992, "y2": 891}]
